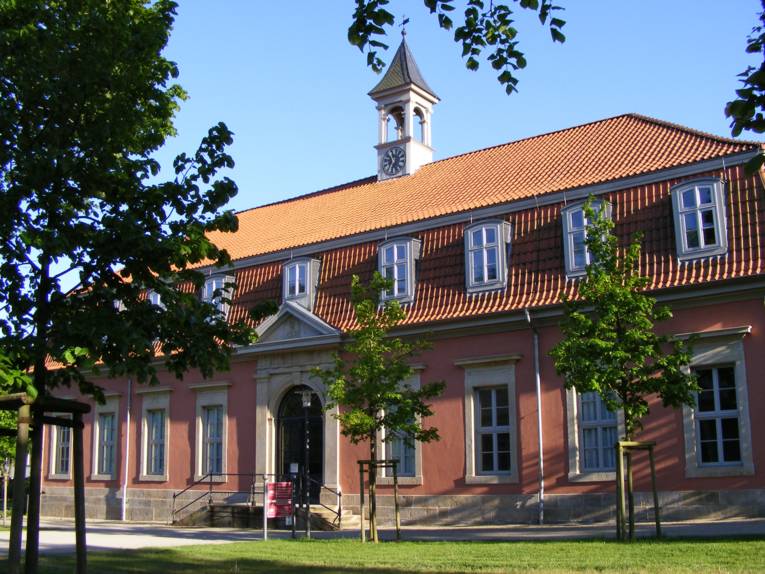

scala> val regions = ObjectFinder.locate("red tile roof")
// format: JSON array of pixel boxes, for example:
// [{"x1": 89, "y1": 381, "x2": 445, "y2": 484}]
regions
[{"x1": 209, "y1": 114, "x2": 760, "y2": 262}]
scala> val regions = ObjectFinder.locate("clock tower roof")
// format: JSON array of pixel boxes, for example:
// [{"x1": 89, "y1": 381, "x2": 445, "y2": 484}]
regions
[{"x1": 368, "y1": 34, "x2": 438, "y2": 100}]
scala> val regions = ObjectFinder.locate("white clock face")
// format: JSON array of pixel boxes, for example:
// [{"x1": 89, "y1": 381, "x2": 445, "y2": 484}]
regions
[{"x1": 382, "y1": 146, "x2": 406, "y2": 176}]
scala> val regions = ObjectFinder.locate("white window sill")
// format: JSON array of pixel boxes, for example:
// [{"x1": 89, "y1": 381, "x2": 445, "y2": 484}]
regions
[
  {"x1": 465, "y1": 474, "x2": 517, "y2": 485},
  {"x1": 378, "y1": 475, "x2": 422, "y2": 486},
  {"x1": 47, "y1": 473, "x2": 71, "y2": 481},
  {"x1": 194, "y1": 474, "x2": 227, "y2": 483},
  {"x1": 466, "y1": 282, "x2": 507, "y2": 295},
  {"x1": 677, "y1": 248, "x2": 728, "y2": 262},
  {"x1": 686, "y1": 463, "x2": 754, "y2": 479},
  {"x1": 90, "y1": 474, "x2": 116, "y2": 481},
  {"x1": 139, "y1": 474, "x2": 169, "y2": 483},
  {"x1": 568, "y1": 471, "x2": 616, "y2": 483}
]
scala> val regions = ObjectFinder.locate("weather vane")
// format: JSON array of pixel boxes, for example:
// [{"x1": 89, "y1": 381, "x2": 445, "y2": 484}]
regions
[{"x1": 400, "y1": 15, "x2": 410, "y2": 36}]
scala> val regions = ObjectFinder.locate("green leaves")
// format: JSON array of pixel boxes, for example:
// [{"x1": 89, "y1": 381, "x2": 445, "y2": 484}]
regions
[
  {"x1": 313, "y1": 273, "x2": 445, "y2": 453},
  {"x1": 550, "y1": 197, "x2": 697, "y2": 439},
  {"x1": 349, "y1": 1, "x2": 565, "y2": 94},
  {"x1": 726, "y1": 2, "x2": 765, "y2": 171},
  {"x1": 0, "y1": 0, "x2": 252, "y2": 400}
]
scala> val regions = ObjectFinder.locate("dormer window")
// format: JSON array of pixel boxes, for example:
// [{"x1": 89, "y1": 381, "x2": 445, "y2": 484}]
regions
[
  {"x1": 464, "y1": 220, "x2": 511, "y2": 293},
  {"x1": 671, "y1": 178, "x2": 727, "y2": 261},
  {"x1": 203, "y1": 275, "x2": 233, "y2": 318},
  {"x1": 378, "y1": 238, "x2": 421, "y2": 303},
  {"x1": 147, "y1": 290, "x2": 162, "y2": 308},
  {"x1": 561, "y1": 200, "x2": 611, "y2": 277},
  {"x1": 282, "y1": 258, "x2": 320, "y2": 311},
  {"x1": 285, "y1": 260, "x2": 307, "y2": 298}
]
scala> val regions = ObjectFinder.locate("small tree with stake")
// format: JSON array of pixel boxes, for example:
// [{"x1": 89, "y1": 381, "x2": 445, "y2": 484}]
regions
[
  {"x1": 313, "y1": 273, "x2": 444, "y2": 543},
  {"x1": 549, "y1": 197, "x2": 698, "y2": 540}
]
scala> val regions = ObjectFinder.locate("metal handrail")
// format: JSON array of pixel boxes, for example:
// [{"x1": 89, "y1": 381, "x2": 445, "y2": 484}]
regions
[
  {"x1": 307, "y1": 476, "x2": 343, "y2": 526},
  {"x1": 170, "y1": 472, "x2": 296, "y2": 524}
]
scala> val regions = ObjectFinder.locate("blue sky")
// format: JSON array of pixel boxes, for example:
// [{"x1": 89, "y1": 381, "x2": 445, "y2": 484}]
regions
[{"x1": 154, "y1": 1, "x2": 763, "y2": 212}]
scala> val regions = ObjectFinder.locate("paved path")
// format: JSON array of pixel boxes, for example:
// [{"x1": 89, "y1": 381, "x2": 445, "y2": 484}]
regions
[{"x1": 0, "y1": 517, "x2": 763, "y2": 556}]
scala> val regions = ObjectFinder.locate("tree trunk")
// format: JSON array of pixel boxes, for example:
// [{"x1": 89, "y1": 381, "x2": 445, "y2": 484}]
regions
[{"x1": 369, "y1": 429, "x2": 378, "y2": 543}]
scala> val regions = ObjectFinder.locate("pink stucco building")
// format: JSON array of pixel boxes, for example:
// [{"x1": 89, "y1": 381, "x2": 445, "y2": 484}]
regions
[{"x1": 40, "y1": 38, "x2": 764, "y2": 525}]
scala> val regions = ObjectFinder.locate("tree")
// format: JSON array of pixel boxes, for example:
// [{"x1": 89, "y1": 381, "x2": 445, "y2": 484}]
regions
[
  {"x1": 549, "y1": 198, "x2": 698, "y2": 540},
  {"x1": 348, "y1": 0, "x2": 566, "y2": 94},
  {"x1": 0, "y1": 1, "x2": 254, "y2": 569},
  {"x1": 312, "y1": 273, "x2": 445, "y2": 542},
  {"x1": 726, "y1": 0, "x2": 765, "y2": 171}
]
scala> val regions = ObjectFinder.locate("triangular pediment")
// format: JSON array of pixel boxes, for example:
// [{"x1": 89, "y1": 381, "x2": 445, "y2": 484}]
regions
[{"x1": 255, "y1": 301, "x2": 341, "y2": 347}]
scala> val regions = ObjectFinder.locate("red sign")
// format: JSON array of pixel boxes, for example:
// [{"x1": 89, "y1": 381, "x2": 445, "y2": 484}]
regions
[{"x1": 266, "y1": 482, "x2": 293, "y2": 518}]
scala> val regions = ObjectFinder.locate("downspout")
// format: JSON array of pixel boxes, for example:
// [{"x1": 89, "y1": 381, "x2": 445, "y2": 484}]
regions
[
  {"x1": 524, "y1": 309, "x2": 544, "y2": 525},
  {"x1": 121, "y1": 378, "x2": 132, "y2": 521}
]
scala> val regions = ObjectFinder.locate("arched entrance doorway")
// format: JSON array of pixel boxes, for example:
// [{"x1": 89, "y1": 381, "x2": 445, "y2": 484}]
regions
[{"x1": 276, "y1": 385, "x2": 323, "y2": 502}]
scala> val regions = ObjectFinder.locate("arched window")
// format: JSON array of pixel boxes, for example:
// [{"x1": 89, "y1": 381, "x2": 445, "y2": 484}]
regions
[
  {"x1": 414, "y1": 107, "x2": 426, "y2": 143},
  {"x1": 386, "y1": 106, "x2": 404, "y2": 142}
]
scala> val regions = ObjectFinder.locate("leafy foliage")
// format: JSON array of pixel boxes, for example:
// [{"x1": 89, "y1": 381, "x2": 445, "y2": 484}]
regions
[
  {"x1": 549, "y1": 198, "x2": 697, "y2": 439},
  {"x1": 348, "y1": 0, "x2": 566, "y2": 94},
  {"x1": 726, "y1": 0, "x2": 765, "y2": 171},
  {"x1": 313, "y1": 273, "x2": 444, "y2": 451},
  {"x1": 0, "y1": 0, "x2": 253, "y2": 402}
]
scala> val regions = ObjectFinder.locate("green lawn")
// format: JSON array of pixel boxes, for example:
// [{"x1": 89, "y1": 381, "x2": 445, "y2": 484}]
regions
[{"x1": 36, "y1": 537, "x2": 765, "y2": 574}]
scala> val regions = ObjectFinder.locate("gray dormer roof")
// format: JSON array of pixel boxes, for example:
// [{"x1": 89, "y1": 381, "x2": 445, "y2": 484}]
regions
[{"x1": 368, "y1": 35, "x2": 438, "y2": 99}]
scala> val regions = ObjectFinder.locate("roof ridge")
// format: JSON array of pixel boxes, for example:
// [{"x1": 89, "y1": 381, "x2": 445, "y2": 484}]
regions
[
  {"x1": 423, "y1": 112, "x2": 760, "y2": 168},
  {"x1": 626, "y1": 112, "x2": 762, "y2": 147}
]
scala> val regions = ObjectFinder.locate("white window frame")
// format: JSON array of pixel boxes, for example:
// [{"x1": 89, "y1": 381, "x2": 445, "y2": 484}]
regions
[
  {"x1": 377, "y1": 373, "x2": 423, "y2": 486},
  {"x1": 671, "y1": 178, "x2": 728, "y2": 261},
  {"x1": 139, "y1": 389, "x2": 170, "y2": 482},
  {"x1": 147, "y1": 289, "x2": 163, "y2": 308},
  {"x1": 464, "y1": 220, "x2": 511, "y2": 293},
  {"x1": 91, "y1": 395, "x2": 119, "y2": 480},
  {"x1": 378, "y1": 238, "x2": 421, "y2": 304},
  {"x1": 193, "y1": 383, "x2": 229, "y2": 481},
  {"x1": 48, "y1": 416, "x2": 72, "y2": 480},
  {"x1": 679, "y1": 327, "x2": 754, "y2": 478},
  {"x1": 282, "y1": 258, "x2": 320, "y2": 311},
  {"x1": 565, "y1": 389, "x2": 625, "y2": 482},
  {"x1": 202, "y1": 274, "x2": 234, "y2": 318},
  {"x1": 459, "y1": 356, "x2": 519, "y2": 484},
  {"x1": 561, "y1": 200, "x2": 611, "y2": 277}
]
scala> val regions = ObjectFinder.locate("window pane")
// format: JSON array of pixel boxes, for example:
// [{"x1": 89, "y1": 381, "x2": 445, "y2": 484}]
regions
[
  {"x1": 496, "y1": 432, "x2": 510, "y2": 453},
  {"x1": 481, "y1": 452, "x2": 494, "y2": 472},
  {"x1": 395, "y1": 244, "x2": 406, "y2": 261},
  {"x1": 570, "y1": 209, "x2": 584, "y2": 229},
  {"x1": 384, "y1": 246, "x2": 394, "y2": 263},
  {"x1": 698, "y1": 187, "x2": 713, "y2": 205},
  {"x1": 721, "y1": 417, "x2": 739, "y2": 440},
  {"x1": 497, "y1": 452, "x2": 510, "y2": 472},
  {"x1": 718, "y1": 388, "x2": 737, "y2": 411},
  {"x1": 701, "y1": 209, "x2": 715, "y2": 227},
  {"x1": 495, "y1": 406, "x2": 509, "y2": 427},
  {"x1": 700, "y1": 440, "x2": 718, "y2": 463},
  {"x1": 472, "y1": 229, "x2": 483, "y2": 247},
  {"x1": 580, "y1": 393, "x2": 597, "y2": 422},
  {"x1": 486, "y1": 247, "x2": 498, "y2": 281},
  {"x1": 697, "y1": 389, "x2": 715, "y2": 412},
  {"x1": 396, "y1": 263, "x2": 407, "y2": 294},
  {"x1": 481, "y1": 433, "x2": 494, "y2": 458},
  {"x1": 723, "y1": 440, "x2": 741, "y2": 462},
  {"x1": 698, "y1": 419, "x2": 717, "y2": 441},
  {"x1": 484, "y1": 227, "x2": 496, "y2": 245},
  {"x1": 472, "y1": 250, "x2": 484, "y2": 283},
  {"x1": 717, "y1": 367, "x2": 735, "y2": 389},
  {"x1": 495, "y1": 388, "x2": 508, "y2": 407},
  {"x1": 480, "y1": 407, "x2": 493, "y2": 427},
  {"x1": 682, "y1": 189, "x2": 697, "y2": 209},
  {"x1": 601, "y1": 426, "x2": 618, "y2": 469},
  {"x1": 702, "y1": 226, "x2": 717, "y2": 246},
  {"x1": 572, "y1": 231, "x2": 587, "y2": 268},
  {"x1": 686, "y1": 229, "x2": 700, "y2": 249},
  {"x1": 297, "y1": 264, "x2": 306, "y2": 294}
]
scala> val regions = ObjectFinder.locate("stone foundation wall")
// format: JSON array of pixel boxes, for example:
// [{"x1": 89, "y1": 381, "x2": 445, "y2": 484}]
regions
[
  {"x1": 41, "y1": 486, "x2": 765, "y2": 525},
  {"x1": 340, "y1": 489, "x2": 765, "y2": 526}
]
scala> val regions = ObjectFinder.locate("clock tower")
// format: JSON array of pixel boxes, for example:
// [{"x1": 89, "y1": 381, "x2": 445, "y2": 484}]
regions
[{"x1": 369, "y1": 32, "x2": 439, "y2": 181}]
